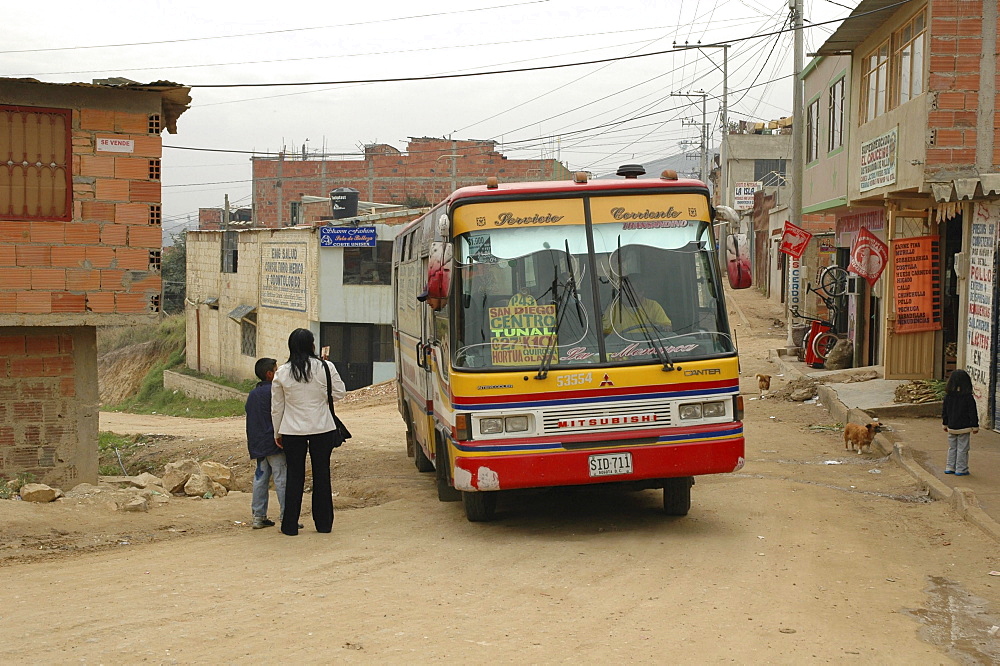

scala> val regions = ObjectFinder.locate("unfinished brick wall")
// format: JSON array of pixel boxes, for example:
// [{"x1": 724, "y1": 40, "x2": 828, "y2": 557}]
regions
[
  {"x1": 925, "y1": 0, "x2": 988, "y2": 175},
  {"x1": 0, "y1": 103, "x2": 163, "y2": 316},
  {"x1": 251, "y1": 138, "x2": 573, "y2": 227},
  {"x1": 0, "y1": 327, "x2": 98, "y2": 488}
]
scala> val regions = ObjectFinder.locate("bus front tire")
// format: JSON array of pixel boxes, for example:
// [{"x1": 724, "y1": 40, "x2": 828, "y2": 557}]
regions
[
  {"x1": 663, "y1": 477, "x2": 693, "y2": 516},
  {"x1": 414, "y1": 442, "x2": 434, "y2": 473},
  {"x1": 462, "y1": 491, "x2": 498, "y2": 522}
]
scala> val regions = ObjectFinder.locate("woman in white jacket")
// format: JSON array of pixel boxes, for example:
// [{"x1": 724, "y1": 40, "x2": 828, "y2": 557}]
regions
[{"x1": 271, "y1": 328, "x2": 346, "y2": 536}]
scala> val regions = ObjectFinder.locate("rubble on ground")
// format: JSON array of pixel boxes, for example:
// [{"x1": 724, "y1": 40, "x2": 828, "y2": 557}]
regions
[
  {"x1": 5, "y1": 459, "x2": 236, "y2": 510},
  {"x1": 769, "y1": 378, "x2": 819, "y2": 402},
  {"x1": 19, "y1": 483, "x2": 62, "y2": 503}
]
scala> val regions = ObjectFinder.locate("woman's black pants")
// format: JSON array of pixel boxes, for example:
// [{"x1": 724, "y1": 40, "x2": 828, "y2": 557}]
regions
[{"x1": 280, "y1": 430, "x2": 336, "y2": 535}]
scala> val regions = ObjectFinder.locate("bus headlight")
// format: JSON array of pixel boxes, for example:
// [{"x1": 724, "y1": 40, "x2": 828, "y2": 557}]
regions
[
  {"x1": 480, "y1": 418, "x2": 504, "y2": 434},
  {"x1": 679, "y1": 404, "x2": 703, "y2": 420},
  {"x1": 505, "y1": 416, "x2": 529, "y2": 432},
  {"x1": 702, "y1": 401, "x2": 727, "y2": 418}
]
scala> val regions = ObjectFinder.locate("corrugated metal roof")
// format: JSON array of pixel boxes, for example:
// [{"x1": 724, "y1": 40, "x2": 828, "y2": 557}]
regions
[
  {"x1": 814, "y1": 0, "x2": 902, "y2": 55},
  {"x1": 227, "y1": 304, "x2": 256, "y2": 322}
]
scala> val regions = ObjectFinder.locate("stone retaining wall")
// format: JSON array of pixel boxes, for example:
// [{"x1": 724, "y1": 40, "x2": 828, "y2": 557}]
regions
[{"x1": 163, "y1": 370, "x2": 247, "y2": 402}]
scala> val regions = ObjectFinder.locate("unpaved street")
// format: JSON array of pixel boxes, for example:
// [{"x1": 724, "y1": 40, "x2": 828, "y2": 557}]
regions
[{"x1": 2, "y1": 288, "x2": 1000, "y2": 663}]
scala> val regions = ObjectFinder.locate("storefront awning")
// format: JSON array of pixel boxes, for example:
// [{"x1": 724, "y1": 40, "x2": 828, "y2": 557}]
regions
[{"x1": 227, "y1": 304, "x2": 256, "y2": 322}]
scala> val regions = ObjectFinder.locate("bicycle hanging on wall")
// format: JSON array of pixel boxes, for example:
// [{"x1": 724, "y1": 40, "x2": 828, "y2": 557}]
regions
[{"x1": 789, "y1": 265, "x2": 849, "y2": 368}]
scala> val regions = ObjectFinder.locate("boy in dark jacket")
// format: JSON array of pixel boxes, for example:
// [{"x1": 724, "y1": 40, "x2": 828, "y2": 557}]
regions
[{"x1": 246, "y1": 358, "x2": 287, "y2": 529}]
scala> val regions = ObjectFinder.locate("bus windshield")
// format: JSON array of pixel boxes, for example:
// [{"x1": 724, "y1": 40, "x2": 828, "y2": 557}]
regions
[{"x1": 453, "y1": 219, "x2": 734, "y2": 370}]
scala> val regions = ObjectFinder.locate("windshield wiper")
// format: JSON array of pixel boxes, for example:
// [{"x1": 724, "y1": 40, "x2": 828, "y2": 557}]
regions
[
  {"x1": 535, "y1": 243, "x2": 584, "y2": 379},
  {"x1": 617, "y1": 274, "x2": 675, "y2": 372}
]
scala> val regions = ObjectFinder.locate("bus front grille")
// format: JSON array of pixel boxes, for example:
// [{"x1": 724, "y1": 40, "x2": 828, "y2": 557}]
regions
[{"x1": 541, "y1": 401, "x2": 672, "y2": 436}]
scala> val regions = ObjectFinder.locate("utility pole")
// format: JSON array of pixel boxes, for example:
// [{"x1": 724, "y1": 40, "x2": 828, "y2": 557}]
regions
[
  {"x1": 224, "y1": 193, "x2": 230, "y2": 231},
  {"x1": 672, "y1": 43, "x2": 728, "y2": 198},
  {"x1": 672, "y1": 91, "x2": 709, "y2": 181},
  {"x1": 789, "y1": 0, "x2": 805, "y2": 347}
]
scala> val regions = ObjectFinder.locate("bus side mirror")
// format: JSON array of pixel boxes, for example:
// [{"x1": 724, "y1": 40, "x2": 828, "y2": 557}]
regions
[
  {"x1": 421, "y1": 241, "x2": 453, "y2": 311},
  {"x1": 726, "y1": 233, "x2": 752, "y2": 289}
]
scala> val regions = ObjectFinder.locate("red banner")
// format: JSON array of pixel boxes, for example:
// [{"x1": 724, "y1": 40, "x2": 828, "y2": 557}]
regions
[
  {"x1": 778, "y1": 221, "x2": 812, "y2": 259},
  {"x1": 848, "y1": 227, "x2": 888, "y2": 286},
  {"x1": 893, "y1": 235, "x2": 941, "y2": 334}
]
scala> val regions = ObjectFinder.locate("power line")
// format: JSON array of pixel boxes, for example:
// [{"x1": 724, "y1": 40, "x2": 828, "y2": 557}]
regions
[
  {"x1": 0, "y1": 1, "x2": 549, "y2": 54},
  {"x1": 162, "y1": 1, "x2": 910, "y2": 89}
]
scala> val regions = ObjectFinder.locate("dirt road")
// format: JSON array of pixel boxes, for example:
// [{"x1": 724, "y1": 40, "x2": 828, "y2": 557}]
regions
[{"x1": 3, "y1": 288, "x2": 999, "y2": 663}]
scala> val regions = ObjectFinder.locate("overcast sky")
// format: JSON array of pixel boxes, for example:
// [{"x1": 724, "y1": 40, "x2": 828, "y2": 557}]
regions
[{"x1": 4, "y1": 0, "x2": 849, "y2": 238}]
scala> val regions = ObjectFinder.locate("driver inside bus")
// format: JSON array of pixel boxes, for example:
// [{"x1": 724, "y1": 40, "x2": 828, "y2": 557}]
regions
[{"x1": 602, "y1": 274, "x2": 672, "y2": 335}]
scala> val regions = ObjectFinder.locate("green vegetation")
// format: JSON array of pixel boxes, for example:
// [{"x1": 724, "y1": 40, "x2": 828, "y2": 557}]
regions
[
  {"x1": 100, "y1": 315, "x2": 246, "y2": 418},
  {"x1": 98, "y1": 432, "x2": 168, "y2": 476},
  {"x1": 97, "y1": 314, "x2": 186, "y2": 355},
  {"x1": 0, "y1": 472, "x2": 36, "y2": 499}
]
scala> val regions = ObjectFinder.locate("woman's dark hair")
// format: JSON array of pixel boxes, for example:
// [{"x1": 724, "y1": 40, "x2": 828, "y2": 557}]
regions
[
  {"x1": 946, "y1": 369, "x2": 973, "y2": 395},
  {"x1": 286, "y1": 328, "x2": 317, "y2": 383}
]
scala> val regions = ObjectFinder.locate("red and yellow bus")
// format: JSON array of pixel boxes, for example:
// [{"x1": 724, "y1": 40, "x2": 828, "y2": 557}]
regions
[{"x1": 393, "y1": 166, "x2": 748, "y2": 521}]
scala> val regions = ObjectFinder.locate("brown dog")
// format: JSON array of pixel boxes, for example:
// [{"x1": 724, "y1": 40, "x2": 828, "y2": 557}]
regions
[
  {"x1": 755, "y1": 373, "x2": 771, "y2": 399},
  {"x1": 844, "y1": 422, "x2": 877, "y2": 454}
]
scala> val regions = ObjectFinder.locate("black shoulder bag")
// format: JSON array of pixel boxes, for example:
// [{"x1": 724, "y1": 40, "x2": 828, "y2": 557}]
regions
[{"x1": 321, "y1": 360, "x2": 352, "y2": 446}]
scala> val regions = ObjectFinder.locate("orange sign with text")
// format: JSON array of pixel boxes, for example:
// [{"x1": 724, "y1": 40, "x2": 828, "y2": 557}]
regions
[{"x1": 892, "y1": 235, "x2": 941, "y2": 334}]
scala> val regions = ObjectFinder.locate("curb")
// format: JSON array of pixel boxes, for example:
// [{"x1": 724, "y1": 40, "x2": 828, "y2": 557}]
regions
[{"x1": 768, "y1": 352, "x2": 1000, "y2": 544}]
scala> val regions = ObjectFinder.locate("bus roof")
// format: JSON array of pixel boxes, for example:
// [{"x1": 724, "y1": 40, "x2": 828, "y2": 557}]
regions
[
  {"x1": 396, "y1": 174, "x2": 711, "y2": 236},
  {"x1": 448, "y1": 175, "x2": 709, "y2": 203}
]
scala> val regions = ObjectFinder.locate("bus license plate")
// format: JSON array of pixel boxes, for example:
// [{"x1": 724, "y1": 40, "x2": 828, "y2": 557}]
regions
[{"x1": 588, "y1": 452, "x2": 633, "y2": 477}]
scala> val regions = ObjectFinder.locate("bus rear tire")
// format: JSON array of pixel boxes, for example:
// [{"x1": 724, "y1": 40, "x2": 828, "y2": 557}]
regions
[
  {"x1": 663, "y1": 477, "x2": 693, "y2": 516},
  {"x1": 435, "y1": 439, "x2": 461, "y2": 502},
  {"x1": 462, "y1": 491, "x2": 498, "y2": 522},
  {"x1": 414, "y1": 441, "x2": 434, "y2": 473}
]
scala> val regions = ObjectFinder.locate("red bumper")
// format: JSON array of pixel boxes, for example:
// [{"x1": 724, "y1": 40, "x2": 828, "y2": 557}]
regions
[{"x1": 452, "y1": 437, "x2": 745, "y2": 491}]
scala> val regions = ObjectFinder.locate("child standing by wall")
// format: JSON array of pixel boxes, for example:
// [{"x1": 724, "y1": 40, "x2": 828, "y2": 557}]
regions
[
  {"x1": 942, "y1": 369, "x2": 979, "y2": 477},
  {"x1": 246, "y1": 357, "x2": 287, "y2": 529}
]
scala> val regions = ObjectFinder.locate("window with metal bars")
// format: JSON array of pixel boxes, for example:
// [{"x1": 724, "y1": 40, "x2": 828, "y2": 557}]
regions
[
  {"x1": 0, "y1": 105, "x2": 72, "y2": 221},
  {"x1": 241, "y1": 313, "x2": 257, "y2": 356},
  {"x1": 221, "y1": 230, "x2": 238, "y2": 273}
]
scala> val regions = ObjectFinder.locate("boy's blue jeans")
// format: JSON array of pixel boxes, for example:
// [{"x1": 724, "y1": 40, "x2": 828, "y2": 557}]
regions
[{"x1": 252, "y1": 453, "x2": 288, "y2": 520}]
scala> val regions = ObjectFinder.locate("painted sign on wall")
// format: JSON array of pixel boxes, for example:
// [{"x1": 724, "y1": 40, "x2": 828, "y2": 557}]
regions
[
  {"x1": 969, "y1": 203, "x2": 998, "y2": 418},
  {"x1": 892, "y1": 235, "x2": 941, "y2": 334},
  {"x1": 859, "y1": 127, "x2": 898, "y2": 192},
  {"x1": 261, "y1": 242, "x2": 307, "y2": 311}
]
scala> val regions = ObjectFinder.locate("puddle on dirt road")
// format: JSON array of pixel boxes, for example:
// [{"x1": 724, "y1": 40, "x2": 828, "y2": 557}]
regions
[{"x1": 904, "y1": 576, "x2": 1000, "y2": 664}]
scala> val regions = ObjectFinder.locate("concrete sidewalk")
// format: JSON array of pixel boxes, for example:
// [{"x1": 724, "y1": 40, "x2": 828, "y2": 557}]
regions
[{"x1": 769, "y1": 351, "x2": 1000, "y2": 544}]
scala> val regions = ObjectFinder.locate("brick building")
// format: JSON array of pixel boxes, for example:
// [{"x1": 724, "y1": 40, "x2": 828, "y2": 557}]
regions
[
  {"x1": 0, "y1": 77, "x2": 190, "y2": 487},
  {"x1": 803, "y1": 0, "x2": 1000, "y2": 426},
  {"x1": 250, "y1": 137, "x2": 573, "y2": 228}
]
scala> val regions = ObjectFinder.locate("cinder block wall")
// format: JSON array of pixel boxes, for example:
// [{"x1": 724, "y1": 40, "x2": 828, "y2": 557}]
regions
[{"x1": 0, "y1": 327, "x2": 98, "y2": 488}]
